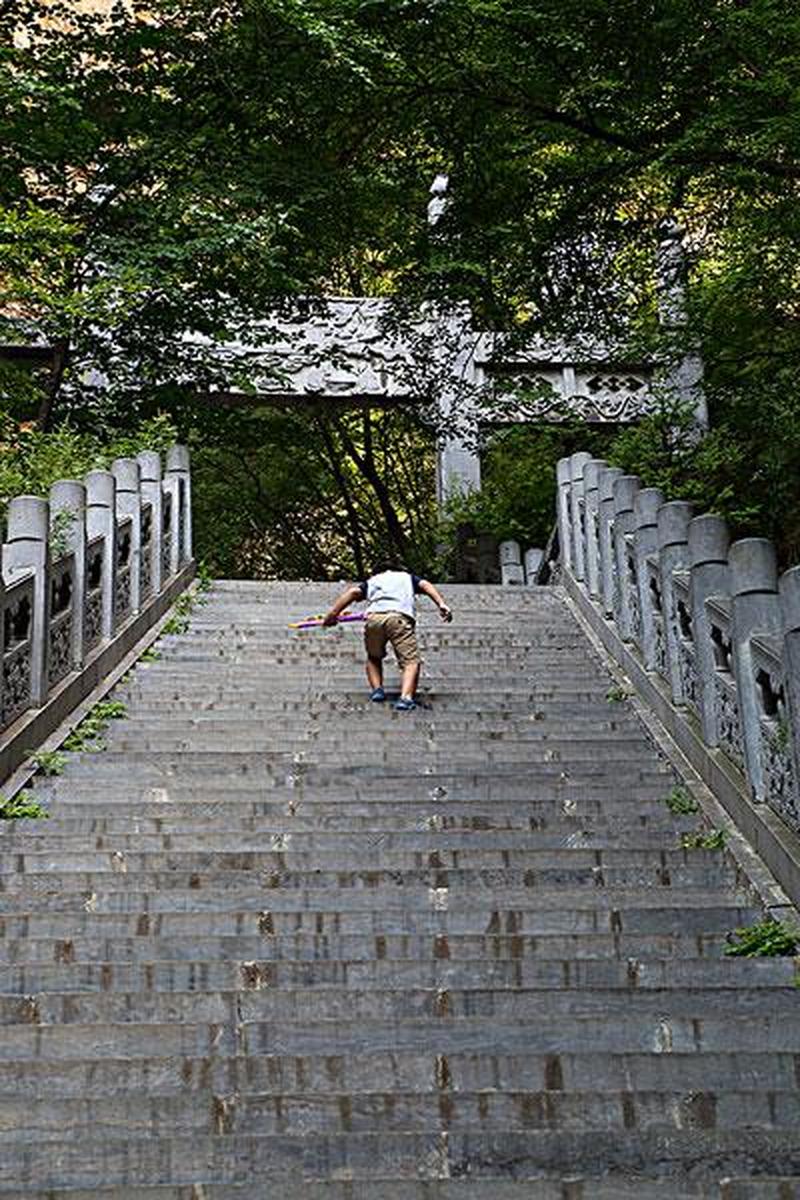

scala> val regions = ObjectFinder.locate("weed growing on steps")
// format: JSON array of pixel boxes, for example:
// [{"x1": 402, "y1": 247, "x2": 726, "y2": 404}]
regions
[
  {"x1": 606, "y1": 685, "x2": 632, "y2": 703},
  {"x1": 139, "y1": 646, "x2": 162, "y2": 663},
  {"x1": 663, "y1": 785, "x2": 699, "y2": 815},
  {"x1": 30, "y1": 749, "x2": 66, "y2": 777},
  {"x1": 63, "y1": 699, "x2": 128, "y2": 753},
  {"x1": 681, "y1": 828, "x2": 726, "y2": 850},
  {"x1": 0, "y1": 791, "x2": 49, "y2": 820},
  {"x1": 724, "y1": 919, "x2": 799, "y2": 957},
  {"x1": 161, "y1": 581, "x2": 209, "y2": 637}
]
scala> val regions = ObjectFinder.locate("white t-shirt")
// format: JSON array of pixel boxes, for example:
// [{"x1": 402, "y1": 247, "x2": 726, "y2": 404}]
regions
[{"x1": 358, "y1": 571, "x2": 423, "y2": 620}]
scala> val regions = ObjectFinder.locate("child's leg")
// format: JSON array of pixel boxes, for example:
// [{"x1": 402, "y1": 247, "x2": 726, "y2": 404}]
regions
[
  {"x1": 366, "y1": 656, "x2": 383, "y2": 690},
  {"x1": 399, "y1": 660, "x2": 420, "y2": 700},
  {"x1": 364, "y1": 618, "x2": 388, "y2": 694},
  {"x1": 387, "y1": 615, "x2": 420, "y2": 701}
]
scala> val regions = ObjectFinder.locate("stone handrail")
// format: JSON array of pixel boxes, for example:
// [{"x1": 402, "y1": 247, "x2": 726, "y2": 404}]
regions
[
  {"x1": 0, "y1": 444, "x2": 194, "y2": 783},
  {"x1": 550, "y1": 452, "x2": 800, "y2": 898}
]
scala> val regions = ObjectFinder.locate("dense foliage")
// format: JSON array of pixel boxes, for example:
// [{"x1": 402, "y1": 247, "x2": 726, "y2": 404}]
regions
[{"x1": 2, "y1": 1, "x2": 800, "y2": 572}]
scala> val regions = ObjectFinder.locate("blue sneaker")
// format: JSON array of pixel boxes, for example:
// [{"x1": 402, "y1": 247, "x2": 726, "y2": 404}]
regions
[
  {"x1": 393, "y1": 697, "x2": 416, "y2": 712},
  {"x1": 370, "y1": 687, "x2": 386, "y2": 703}
]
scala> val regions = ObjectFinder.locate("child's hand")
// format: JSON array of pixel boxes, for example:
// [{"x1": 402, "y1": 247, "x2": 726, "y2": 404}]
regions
[
  {"x1": 321, "y1": 611, "x2": 339, "y2": 627},
  {"x1": 439, "y1": 604, "x2": 453, "y2": 623}
]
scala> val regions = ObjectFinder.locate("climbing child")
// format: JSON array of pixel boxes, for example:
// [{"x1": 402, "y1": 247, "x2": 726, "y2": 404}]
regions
[{"x1": 323, "y1": 564, "x2": 452, "y2": 711}]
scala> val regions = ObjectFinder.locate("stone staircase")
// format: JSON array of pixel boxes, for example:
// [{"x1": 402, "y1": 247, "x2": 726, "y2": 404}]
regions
[{"x1": 2, "y1": 580, "x2": 799, "y2": 1198}]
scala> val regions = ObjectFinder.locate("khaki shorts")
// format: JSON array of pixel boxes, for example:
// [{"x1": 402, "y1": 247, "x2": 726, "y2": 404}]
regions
[{"x1": 365, "y1": 612, "x2": 419, "y2": 669}]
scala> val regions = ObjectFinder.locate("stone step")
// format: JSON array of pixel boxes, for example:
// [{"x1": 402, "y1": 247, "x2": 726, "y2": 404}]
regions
[
  {"x1": 0, "y1": 863, "x2": 739, "y2": 900},
  {"x1": 49, "y1": 748, "x2": 674, "y2": 770},
  {"x1": 0, "y1": 826, "x2": 701, "y2": 852},
  {"x1": 0, "y1": 1178, "x2": 715, "y2": 1200},
  {"x1": 0, "y1": 900, "x2": 759, "y2": 939},
  {"x1": 0, "y1": 892, "x2": 755, "y2": 925},
  {"x1": 0, "y1": 930, "x2": 737, "y2": 965},
  {"x1": 1, "y1": 1011, "x2": 797, "y2": 1062},
  {"x1": 2, "y1": 1048, "x2": 795, "y2": 1102},
  {"x1": 108, "y1": 715, "x2": 644, "y2": 736},
  {"x1": 3, "y1": 1086, "x2": 799, "y2": 1144},
  {"x1": 3, "y1": 1128, "x2": 800, "y2": 1189},
  {"x1": 0, "y1": 845, "x2": 735, "y2": 877},
  {"x1": 0, "y1": 955, "x2": 791, "y2": 997},
  {"x1": 0, "y1": 984, "x2": 796, "y2": 1029},
  {"x1": 29, "y1": 779, "x2": 678, "y2": 807}
]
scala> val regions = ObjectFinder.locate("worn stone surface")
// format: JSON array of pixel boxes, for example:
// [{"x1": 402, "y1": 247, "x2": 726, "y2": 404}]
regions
[{"x1": 1, "y1": 581, "x2": 799, "y2": 1196}]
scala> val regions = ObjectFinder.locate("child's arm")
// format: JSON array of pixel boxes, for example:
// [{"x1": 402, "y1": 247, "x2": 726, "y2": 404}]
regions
[
  {"x1": 322, "y1": 584, "x2": 364, "y2": 627},
  {"x1": 418, "y1": 579, "x2": 453, "y2": 622}
]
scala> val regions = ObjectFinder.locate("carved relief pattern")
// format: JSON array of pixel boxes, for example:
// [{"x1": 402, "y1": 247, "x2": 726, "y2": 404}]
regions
[
  {"x1": 48, "y1": 554, "x2": 74, "y2": 689},
  {"x1": 115, "y1": 519, "x2": 133, "y2": 622},
  {"x1": 715, "y1": 673, "x2": 744, "y2": 768},
  {"x1": 494, "y1": 379, "x2": 653, "y2": 424},
  {"x1": 627, "y1": 551, "x2": 642, "y2": 646},
  {"x1": 140, "y1": 504, "x2": 153, "y2": 599},
  {"x1": 678, "y1": 641, "x2": 698, "y2": 711},
  {"x1": 761, "y1": 720, "x2": 799, "y2": 831},
  {"x1": 653, "y1": 616, "x2": 667, "y2": 680},
  {"x1": 48, "y1": 615, "x2": 72, "y2": 689},
  {"x1": 2, "y1": 578, "x2": 34, "y2": 729},
  {"x1": 162, "y1": 495, "x2": 173, "y2": 580},
  {"x1": 178, "y1": 480, "x2": 187, "y2": 563},
  {"x1": 84, "y1": 537, "x2": 104, "y2": 654}
]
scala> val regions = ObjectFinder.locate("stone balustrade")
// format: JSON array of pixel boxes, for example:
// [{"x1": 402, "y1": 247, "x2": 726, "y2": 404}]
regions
[
  {"x1": 0, "y1": 445, "x2": 194, "y2": 782},
  {"x1": 554, "y1": 451, "x2": 800, "y2": 843}
]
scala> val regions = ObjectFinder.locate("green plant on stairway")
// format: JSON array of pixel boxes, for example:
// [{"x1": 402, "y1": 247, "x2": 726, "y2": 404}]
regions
[
  {"x1": 30, "y1": 749, "x2": 66, "y2": 777},
  {"x1": 0, "y1": 791, "x2": 49, "y2": 820},
  {"x1": 162, "y1": 612, "x2": 190, "y2": 636},
  {"x1": 681, "y1": 827, "x2": 726, "y2": 850},
  {"x1": 49, "y1": 508, "x2": 76, "y2": 560},
  {"x1": 663, "y1": 785, "x2": 700, "y2": 815},
  {"x1": 606, "y1": 685, "x2": 632, "y2": 703},
  {"x1": 724, "y1": 918, "x2": 799, "y2": 958},
  {"x1": 139, "y1": 646, "x2": 162, "y2": 663},
  {"x1": 196, "y1": 559, "x2": 213, "y2": 596},
  {"x1": 162, "y1": 587, "x2": 201, "y2": 635},
  {"x1": 63, "y1": 699, "x2": 128, "y2": 752}
]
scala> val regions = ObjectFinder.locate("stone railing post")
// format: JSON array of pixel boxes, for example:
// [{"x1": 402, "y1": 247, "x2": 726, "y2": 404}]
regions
[
  {"x1": 165, "y1": 445, "x2": 192, "y2": 565},
  {"x1": 112, "y1": 459, "x2": 142, "y2": 617},
  {"x1": 597, "y1": 466, "x2": 623, "y2": 616},
  {"x1": 137, "y1": 451, "x2": 163, "y2": 596},
  {"x1": 569, "y1": 452, "x2": 592, "y2": 581},
  {"x1": 657, "y1": 501, "x2": 693, "y2": 704},
  {"x1": 730, "y1": 539, "x2": 781, "y2": 801},
  {"x1": 49, "y1": 480, "x2": 87, "y2": 670},
  {"x1": 689, "y1": 515, "x2": 731, "y2": 746},
  {"x1": 632, "y1": 488, "x2": 664, "y2": 669},
  {"x1": 4, "y1": 496, "x2": 50, "y2": 706},
  {"x1": 611, "y1": 475, "x2": 641, "y2": 639},
  {"x1": 582, "y1": 459, "x2": 607, "y2": 598},
  {"x1": 85, "y1": 470, "x2": 117, "y2": 643},
  {"x1": 524, "y1": 548, "x2": 543, "y2": 585},
  {"x1": 500, "y1": 540, "x2": 524, "y2": 586},
  {"x1": 780, "y1": 566, "x2": 800, "y2": 806},
  {"x1": 556, "y1": 458, "x2": 573, "y2": 572}
]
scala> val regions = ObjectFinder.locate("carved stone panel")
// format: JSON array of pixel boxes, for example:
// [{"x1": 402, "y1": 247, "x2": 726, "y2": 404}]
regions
[
  {"x1": 84, "y1": 536, "x2": 105, "y2": 654},
  {"x1": 2, "y1": 577, "x2": 34, "y2": 729},
  {"x1": 140, "y1": 504, "x2": 153, "y2": 600},
  {"x1": 115, "y1": 519, "x2": 133, "y2": 623},
  {"x1": 162, "y1": 495, "x2": 173, "y2": 581},
  {"x1": 48, "y1": 555, "x2": 74, "y2": 689},
  {"x1": 714, "y1": 672, "x2": 744, "y2": 769}
]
